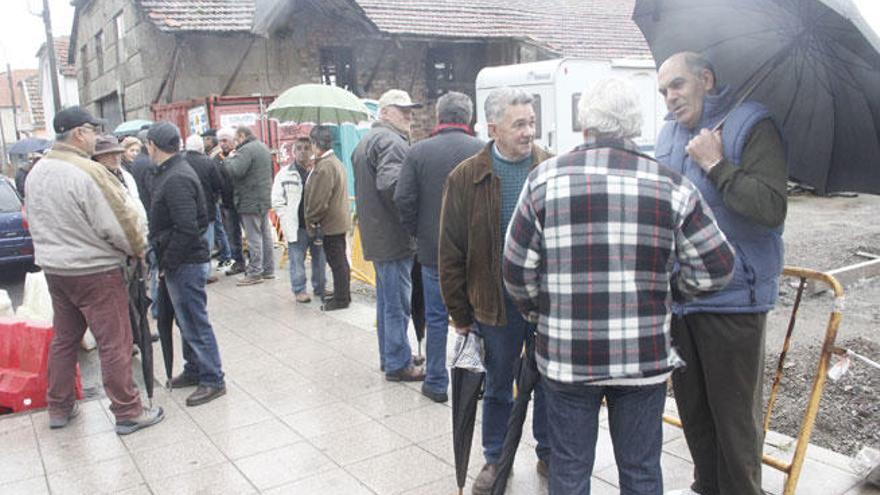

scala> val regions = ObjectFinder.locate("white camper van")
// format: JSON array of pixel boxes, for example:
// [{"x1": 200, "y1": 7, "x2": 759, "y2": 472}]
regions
[{"x1": 475, "y1": 58, "x2": 667, "y2": 155}]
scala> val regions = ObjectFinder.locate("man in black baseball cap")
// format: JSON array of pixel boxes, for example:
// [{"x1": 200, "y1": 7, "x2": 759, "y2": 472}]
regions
[{"x1": 52, "y1": 106, "x2": 104, "y2": 155}]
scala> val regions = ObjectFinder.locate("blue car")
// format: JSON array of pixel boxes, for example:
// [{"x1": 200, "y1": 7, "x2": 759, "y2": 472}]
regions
[{"x1": 0, "y1": 177, "x2": 34, "y2": 267}]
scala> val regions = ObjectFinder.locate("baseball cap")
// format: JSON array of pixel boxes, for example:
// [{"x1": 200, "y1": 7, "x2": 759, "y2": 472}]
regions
[
  {"x1": 378, "y1": 89, "x2": 422, "y2": 109},
  {"x1": 146, "y1": 122, "x2": 181, "y2": 153},
  {"x1": 92, "y1": 135, "x2": 125, "y2": 158},
  {"x1": 53, "y1": 106, "x2": 104, "y2": 134},
  {"x1": 201, "y1": 128, "x2": 217, "y2": 138}
]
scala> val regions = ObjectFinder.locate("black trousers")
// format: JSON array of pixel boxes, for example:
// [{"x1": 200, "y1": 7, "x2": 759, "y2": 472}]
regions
[
  {"x1": 671, "y1": 312, "x2": 767, "y2": 495},
  {"x1": 323, "y1": 234, "x2": 350, "y2": 303}
]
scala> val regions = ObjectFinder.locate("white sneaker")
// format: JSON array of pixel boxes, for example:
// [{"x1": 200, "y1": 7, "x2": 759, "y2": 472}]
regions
[{"x1": 665, "y1": 489, "x2": 700, "y2": 495}]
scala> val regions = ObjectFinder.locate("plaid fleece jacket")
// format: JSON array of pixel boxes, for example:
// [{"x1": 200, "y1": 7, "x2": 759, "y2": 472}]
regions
[{"x1": 502, "y1": 137, "x2": 735, "y2": 384}]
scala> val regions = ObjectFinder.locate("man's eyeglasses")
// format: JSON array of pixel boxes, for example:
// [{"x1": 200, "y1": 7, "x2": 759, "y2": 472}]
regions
[{"x1": 80, "y1": 124, "x2": 100, "y2": 133}]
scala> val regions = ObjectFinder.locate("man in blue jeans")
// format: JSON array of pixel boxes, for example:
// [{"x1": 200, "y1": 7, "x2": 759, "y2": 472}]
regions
[
  {"x1": 439, "y1": 87, "x2": 552, "y2": 494},
  {"x1": 352, "y1": 89, "x2": 424, "y2": 381},
  {"x1": 146, "y1": 122, "x2": 226, "y2": 407},
  {"x1": 394, "y1": 91, "x2": 484, "y2": 402},
  {"x1": 272, "y1": 135, "x2": 326, "y2": 303},
  {"x1": 502, "y1": 79, "x2": 736, "y2": 494}
]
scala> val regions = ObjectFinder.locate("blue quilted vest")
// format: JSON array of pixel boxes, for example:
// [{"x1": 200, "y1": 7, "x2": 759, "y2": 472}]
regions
[{"x1": 656, "y1": 86, "x2": 784, "y2": 315}]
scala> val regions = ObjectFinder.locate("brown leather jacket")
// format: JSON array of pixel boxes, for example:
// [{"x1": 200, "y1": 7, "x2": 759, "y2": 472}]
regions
[{"x1": 438, "y1": 142, "x2": 553, "y2": 328}]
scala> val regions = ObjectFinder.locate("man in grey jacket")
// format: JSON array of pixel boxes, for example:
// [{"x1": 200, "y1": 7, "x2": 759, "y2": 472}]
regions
[
  {"x1": 26, "y1": 107, "x2": 164, "y2": 435},
  {"x1": 394, "y1": 91, "x2": 484, "y2": 401},
  {"x1": 224, "y1": 126, "x2": 275, "y2": 285},
  {"x1": 352, "y1": 89, "x2": 424, "y2": 382}
]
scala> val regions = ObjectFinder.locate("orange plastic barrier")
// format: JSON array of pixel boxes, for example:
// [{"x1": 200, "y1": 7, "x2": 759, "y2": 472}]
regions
[{"x1": 0, "y1": 317, "x2": 83, "y2": 413}]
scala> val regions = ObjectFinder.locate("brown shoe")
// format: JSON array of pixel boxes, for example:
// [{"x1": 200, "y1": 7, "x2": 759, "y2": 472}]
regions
[
  {"x1": 185, "y1": 385, "x2": 227, "y2": 407},
  {"x1": 472, "y1": 463, "x2": 499, "y2": 495},
  {"x1": 236, "y1": 275, "x2": 263, "y2": 286},
  {"x1": 295, "y1": 293, "x2": 311, "y2": 303},
  {"x1": 385, "y1": 365, "x2": 425, "y2": 382},
  {"x1": 206, "y1": 275, "x2": 219, "y2": 284}
]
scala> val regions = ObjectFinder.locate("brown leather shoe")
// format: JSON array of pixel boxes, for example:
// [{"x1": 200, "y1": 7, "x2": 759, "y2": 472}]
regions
[
  {"x1": 295, "y1": 292, "x2": 311, "y2": 303},
  {"x1": 186, "y1": 384, "x2": 227, "y2": 407},
  {"x1": 385, "y1": 365, "x2": 426, "y2": 382},
  {"x1": 168, "y1": 373, "x2": 199, "y2": 389},
  {"x1": 472, "y1": 463, "x2": 499, "y2": 495}
]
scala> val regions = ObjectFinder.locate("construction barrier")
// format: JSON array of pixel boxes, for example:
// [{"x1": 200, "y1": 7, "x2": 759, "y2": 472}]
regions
[
  {"x1": 663, "y1": 266, "x2": 845, "y2": 495},
  {"x1": 0, "y1": 317, "x2": 84, "y2": 413}
]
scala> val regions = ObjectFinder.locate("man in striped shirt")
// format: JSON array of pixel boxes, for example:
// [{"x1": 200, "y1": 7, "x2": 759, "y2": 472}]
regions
[{"x1": 503, "y1": 78, "x2": 735, "y2": 494}]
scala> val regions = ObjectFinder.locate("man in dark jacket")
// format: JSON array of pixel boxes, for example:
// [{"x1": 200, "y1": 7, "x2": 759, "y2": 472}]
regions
[
  {"x1": 439, "y1": 87, "x2": 552, "y2": 493},
  {"x1": 224, "y1": 126, "x2": 275, "y2": 285},
  {"x1": 394, "y1": 91, "x2": 483, "y2": 402},
  {"x1": 184, "y1": 134, "x2": 224, "y2": 283},
  {"x1": 147, "y1": 122, "x2": 226, "y2": 407},
  {"x1": 352, "y1": 89, "x2": 424, "y2": 382}
]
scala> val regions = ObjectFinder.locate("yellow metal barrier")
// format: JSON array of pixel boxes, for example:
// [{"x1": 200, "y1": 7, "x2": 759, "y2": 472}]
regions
[
  {"x1": 350, "y1": 222, "x2": 376, "y2": 287},
  {"x1": 663, "y1": 266, "x2": 845, "y2": 495}
]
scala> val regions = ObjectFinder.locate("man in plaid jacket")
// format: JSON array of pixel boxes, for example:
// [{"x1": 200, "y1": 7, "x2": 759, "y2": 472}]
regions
[{"x1": 503, "y1": 78, "x2": 735, "y2": 494}]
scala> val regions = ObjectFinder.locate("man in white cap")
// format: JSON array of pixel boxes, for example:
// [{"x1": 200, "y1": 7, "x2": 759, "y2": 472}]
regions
[{"x1": 352, "y1": 89, "x2": 425, "y2": 381}]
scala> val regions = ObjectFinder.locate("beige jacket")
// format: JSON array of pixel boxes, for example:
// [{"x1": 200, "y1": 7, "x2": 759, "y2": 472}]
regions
[
  {"x1": 25, "y1": 143, "x2": 146, "y2": 276},
  {"x1": 303, "y1": 150, "x2": 351, "y2": 236}
]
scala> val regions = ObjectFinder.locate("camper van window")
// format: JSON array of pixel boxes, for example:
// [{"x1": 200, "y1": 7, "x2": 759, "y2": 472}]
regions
[
  {"x1": 572, "y1": 93, "x2": 582, "y2": 132},
  {"x1": 531, "y1": 94, "x2": 542, "y2": 137}
]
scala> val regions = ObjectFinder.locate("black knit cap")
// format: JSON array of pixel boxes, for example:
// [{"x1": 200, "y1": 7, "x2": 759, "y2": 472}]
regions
[{"x1": 146, "y1": 122, "x2": 181, "y2": 153}]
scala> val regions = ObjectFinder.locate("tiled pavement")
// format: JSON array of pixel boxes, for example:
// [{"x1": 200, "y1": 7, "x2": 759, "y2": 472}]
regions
[{"x1": 1, "y1": 263, "x2": 878, "y2": 494}]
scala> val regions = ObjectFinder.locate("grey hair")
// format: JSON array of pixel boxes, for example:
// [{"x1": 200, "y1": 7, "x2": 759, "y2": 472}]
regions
[
  {"x1": 185, "y1": 134, "x2": 205, "y2": 153},
  {"x1": 484, "y1": 87, "x2": 533, "y2": 124},
  {"x1": 683, "y1": 52, "x2": 716, "y2": 81},
  {"x1": 577, "y1": 78, "x2": 642, "y2": 139},
  {"x1": 309, "y1": 125, "x2": 333, "y2": 152},
  {"x1": 55, "y1": 130, "x2": 75, "y2": 142},
  {"x1": 217, "y1": 127, "x2": 236, "y2": 140},
  {"x1": 436, "y1": 91, "x2": 473, "y2": 125},
  {"x1": 236, "y1": 126, "x2": 255, "y2": 139}
]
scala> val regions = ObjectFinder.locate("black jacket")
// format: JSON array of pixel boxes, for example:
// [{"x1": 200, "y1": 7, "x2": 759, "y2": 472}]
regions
[
  {"x1": 394, "y1": 127, "x2": 484, "y2": 266},
  {"x1": 131, "y1": 150, "x2": 154, "y2": 210},
  {"x1": 184, "y1": 150, "x2": 223, "y2": 216},
  {"x1": 149, "y1": 153, "x2": 210, "y2": 271}
]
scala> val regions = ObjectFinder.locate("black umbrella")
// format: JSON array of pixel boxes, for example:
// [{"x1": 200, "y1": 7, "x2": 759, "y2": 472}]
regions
[
  {"x1": 633, "y1": 0, "x2": 880, "y2": 194},
  {"x1": 8, "y1": 138, "x2": 51, "y2": 155},
  {"x1": 491, "y1": 341, "x2": 540, "y2": 495},
  {"x1": 156, "y1": 275, "x2": 176, "y2": 388},
  {"x1": 452, "y1": 334, "x2": 485, "y2": 495},
  {"x1": 126, "y1": 259, "x2": 154, "y2": 401},
  {"x1": 411, "y1": 259, "x2": 425, "y2": 366}
]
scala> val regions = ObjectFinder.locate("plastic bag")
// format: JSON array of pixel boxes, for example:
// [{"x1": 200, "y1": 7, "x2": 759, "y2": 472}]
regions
[
  {"x1": 827, "y1": 353, "x2": 851, "y2": 381},
  {"x1": 451, "y1": 332, "x2": 485, "y2": 373},
  {"x1": 16, "y1": 271, "x2": 53, "y2": 322}
]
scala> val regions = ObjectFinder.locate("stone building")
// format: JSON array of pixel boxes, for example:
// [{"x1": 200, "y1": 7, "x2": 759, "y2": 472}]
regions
[{"x1": 70, "y1": 0, "x2": 649, "y2": 137}]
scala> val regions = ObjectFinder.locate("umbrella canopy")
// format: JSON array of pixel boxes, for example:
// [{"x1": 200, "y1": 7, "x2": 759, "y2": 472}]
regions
[
  {"x1": 451, "y1": 333, "x2": 485, "y2": 494},
  {"x1": 491, "y1": 342, "x2": 540, "y2": 495},
  {"x1": 113, "y1": 119, "x2": 153, "y2": 137},
  {"x1": 266, "y1": 84, "x2": 370, "y2": 125},
  {"x1": 8, "y1": 138, "x2": 51, "y2": 155},
  {"x1": 633, "y1": 0, "x2": 880, "y2": 194},
  {"x1": 126, "y1": 259, "x2": 154, "y2": 400},
  {"x1": 156, "y1": 276, "x2": 176, "y2": 386}
]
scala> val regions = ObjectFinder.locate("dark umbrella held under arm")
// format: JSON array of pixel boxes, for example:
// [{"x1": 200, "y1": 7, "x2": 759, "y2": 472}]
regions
[
  {"x1": 451, "y1": 332, "x2": 485, "y2": 495},
  {"x1": 126, "y1": 259, "x2": 155, "y2": 404}
]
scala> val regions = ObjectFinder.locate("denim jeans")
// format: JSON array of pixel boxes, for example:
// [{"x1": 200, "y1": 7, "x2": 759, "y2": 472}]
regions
[
  {"x1": 213, "y1": 205, "x2": 232, "y2": 263},
  {"x1": 544, "y1": 379, "x2": 665, "y2": 495},
  {"x1": 164, "y1": 262, "x2": 225, "y2": 388},
  {"x1": 373, "y1": 258, "x2": 413, "y2": 374},
  {"x1": 222, "y1": 207, "x2": 245, "y2": 264},
  {"x1": 287, "y1": 228, "x2": 326, "y2": 295},
  {"x1": 477, "y1": 293, "x2": 549, "y2": 464},
  {"x1": 421, "y1": 265, "x2": 449, "y2": 394},
  {"x1": 240, "y1": 213, "x2": 274, "y2": 277},
  {"x1": 201, "y1": 222, "x2": 215, "y2": 278}
]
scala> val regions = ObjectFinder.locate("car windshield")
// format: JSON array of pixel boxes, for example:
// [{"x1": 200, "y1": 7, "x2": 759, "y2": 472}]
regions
[{"x1": 0, "y1": 181, "x2": 22, "y2": 212}]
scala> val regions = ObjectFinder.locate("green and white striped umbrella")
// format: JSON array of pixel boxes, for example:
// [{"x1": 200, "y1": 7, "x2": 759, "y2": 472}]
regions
[{"x1": 267, "y1": 84, "x2": 370, "y2": 125}]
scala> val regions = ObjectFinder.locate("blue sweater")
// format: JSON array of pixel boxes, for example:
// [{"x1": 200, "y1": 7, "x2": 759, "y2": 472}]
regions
[{"x1": 492, "y1": 145, "x2": 532, "y2": 241}]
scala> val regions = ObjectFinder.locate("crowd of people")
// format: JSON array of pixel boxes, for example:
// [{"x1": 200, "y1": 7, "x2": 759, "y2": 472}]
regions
[{"x1": 20, "y1": 48, "x2": 787, "y2": 495}]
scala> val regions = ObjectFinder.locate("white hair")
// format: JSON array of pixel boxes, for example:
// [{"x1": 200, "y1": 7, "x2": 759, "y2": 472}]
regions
[
  {"x1": 217, "y1": 127, "x2": 236, "y2": 140},
  {"x1": 577, "y1": 78, "x2": 642, "y2": 139},
  {"x1": 185, "y1": 134, "x2": 205, "y2": 153}
]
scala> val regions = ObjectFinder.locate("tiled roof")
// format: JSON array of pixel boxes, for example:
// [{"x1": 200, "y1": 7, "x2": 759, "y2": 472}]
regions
[
  {"x1": 138, "y1": 0, "x2": 256, "y2": 32},
  {"x1": 355, "y1": 0, "x2": 652, "y2": 60},
  {"x1": 0, "y1": 70, "x2": 38, "y2": 108},
  {"x1": 36, "y1": 37, "x2": 77, "y2": 77},
  {"x1": 22, "y1": 76, "x2": 46, "y2": 129}
]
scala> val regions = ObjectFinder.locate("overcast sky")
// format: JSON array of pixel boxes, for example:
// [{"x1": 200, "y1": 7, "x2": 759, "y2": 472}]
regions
[{"x1": 0, "y1": 0, "x2": 877, "y2": 69}]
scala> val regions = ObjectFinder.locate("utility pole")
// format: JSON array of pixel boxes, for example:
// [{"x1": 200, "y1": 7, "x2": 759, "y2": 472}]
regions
[
  {"x1": 0, "y1": 103, "x2": 7, "y2": 174},
  {"x1": 6, "y1": 64, "x2": 20, "y2": 141},
  {"x1": 42, "y1": 0, "x2": 62, "y2": 114}
]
